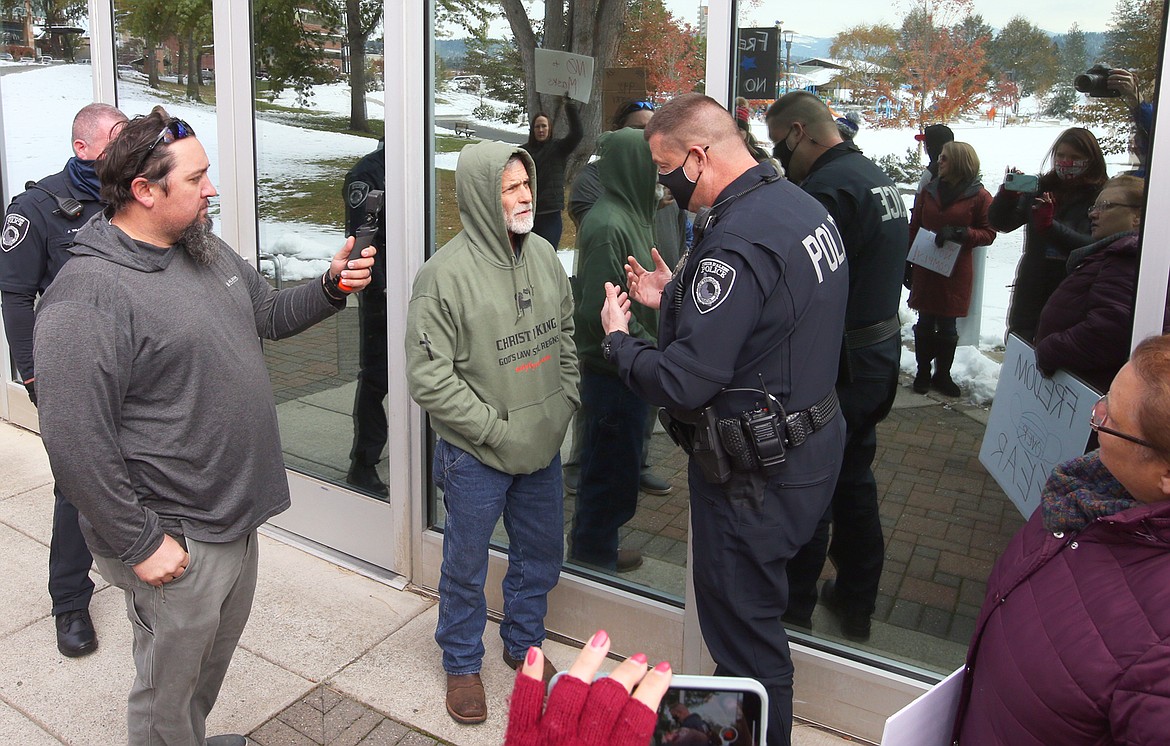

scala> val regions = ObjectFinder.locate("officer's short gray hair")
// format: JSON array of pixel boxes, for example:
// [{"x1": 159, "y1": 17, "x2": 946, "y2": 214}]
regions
[{"x1": 72, "y1": 103, "x2": 127, "y2": 146}]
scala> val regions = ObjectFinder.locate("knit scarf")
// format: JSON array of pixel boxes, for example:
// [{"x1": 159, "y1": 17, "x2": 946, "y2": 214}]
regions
[{"x1": 1041, "y1": 451, "x2": 1136, "y2": 533}]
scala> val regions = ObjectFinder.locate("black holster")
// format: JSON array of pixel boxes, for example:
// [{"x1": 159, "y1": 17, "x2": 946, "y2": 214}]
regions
[{"x1": 660, "y1": 408, "x2": 733, "y2": 484}]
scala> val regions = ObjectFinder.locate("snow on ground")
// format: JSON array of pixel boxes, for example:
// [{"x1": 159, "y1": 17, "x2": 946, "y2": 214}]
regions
[{"x1": 2, "y1": 64, "x2": 1136, "y2": 403}]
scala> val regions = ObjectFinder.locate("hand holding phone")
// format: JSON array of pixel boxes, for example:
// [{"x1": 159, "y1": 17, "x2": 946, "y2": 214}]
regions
[{"x1": 338, "y1": 189, "x2": 383, "y2": 292}]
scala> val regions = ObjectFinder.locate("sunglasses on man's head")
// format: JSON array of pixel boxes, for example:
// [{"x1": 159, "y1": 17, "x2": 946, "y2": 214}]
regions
[{"x1": 136, "y1": 118, "x2": 196, "y2": 174}]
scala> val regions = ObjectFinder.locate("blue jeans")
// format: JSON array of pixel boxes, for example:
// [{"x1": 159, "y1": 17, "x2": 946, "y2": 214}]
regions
[
  {"x1": 569, "y1": 370, "x2": 646, "y2": 569},
  {"x1": 432, "y1": 439, "x2": 564, "y2": 674}
]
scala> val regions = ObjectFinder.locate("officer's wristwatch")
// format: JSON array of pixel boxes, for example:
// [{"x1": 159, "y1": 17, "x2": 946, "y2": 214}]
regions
[{"x1": 601, "y1": 330, "x2": 626, "y2": 362}]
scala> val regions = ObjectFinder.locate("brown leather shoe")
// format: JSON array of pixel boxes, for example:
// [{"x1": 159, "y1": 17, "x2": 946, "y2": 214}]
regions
[
  {"x1": 445, "y1": 673, "x2": 487, "y2": 724},
  {"x1": 503, "y1": 649, "x2": 558, "y2": 684}
]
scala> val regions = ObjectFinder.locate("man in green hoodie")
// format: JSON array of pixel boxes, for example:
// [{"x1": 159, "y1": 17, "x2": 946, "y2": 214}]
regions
[
  {"x1": 405, "y1": 141, "x2": 579, "y2": 725},
  {"x1": 569, "y1": 127, "x2": 660, "y2": 572}
]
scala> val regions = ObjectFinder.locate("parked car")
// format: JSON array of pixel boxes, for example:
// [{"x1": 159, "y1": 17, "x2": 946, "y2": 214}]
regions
[
  {"x1": 0, "y1": 53, "x2": 14, "y2": 62},
  {"x1": 36, "y1": 55, "x2": 54, "y2": 64}
]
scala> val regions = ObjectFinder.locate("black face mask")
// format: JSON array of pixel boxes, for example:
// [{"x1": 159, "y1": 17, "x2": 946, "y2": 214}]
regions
[
  {"x1": 658, "y1": 146, "x2": 705, "y2": 211},
  {"x1": 773, "y1": 125, "x2": 796, "y2": 174}
]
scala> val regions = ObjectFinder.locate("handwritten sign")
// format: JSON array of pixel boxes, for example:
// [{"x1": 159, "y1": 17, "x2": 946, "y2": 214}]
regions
[
  {"x1": 907, "y1": 229, "x2": 960, "y2": 277},
  {"x1": 735, "y1": 27, "x2": 780, "y2": 100},
  {"x1": 535, "y1": 48, "x2": 595, "y2": 103},
  {"x1": 880, "y1": 667, "x2": 964, "y2": 746},
  {"x1": 602, "y1": 67, "x2": 647, "y2": 129},
  {"x1": 979, "y1": 334, "x2": 1097, "y2": 518}
]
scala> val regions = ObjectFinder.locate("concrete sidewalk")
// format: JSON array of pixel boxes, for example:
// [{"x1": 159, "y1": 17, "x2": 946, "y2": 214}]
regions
[{"x1": 0, "y1": 421, "x2": 855, "y2": 746}]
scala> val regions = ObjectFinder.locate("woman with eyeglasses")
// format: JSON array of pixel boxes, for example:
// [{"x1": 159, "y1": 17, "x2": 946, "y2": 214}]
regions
[
  {"x1": 1033, "y1": 175, "x2": 1166, "y2": 393},
  {"x1": 952, "y1": 333, "x2": 1170, "y2": 744},
  {"x1": 907, "y1": 141, "x2": 996, "y2": 397},
  {"x1": 991, "y1": 127, "x2": 1107, "y2": 343}
]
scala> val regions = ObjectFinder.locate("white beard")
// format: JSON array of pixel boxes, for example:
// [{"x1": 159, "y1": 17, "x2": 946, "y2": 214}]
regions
[{"x1": 505, "y1": 203, "x2": 534, "y2": 235}]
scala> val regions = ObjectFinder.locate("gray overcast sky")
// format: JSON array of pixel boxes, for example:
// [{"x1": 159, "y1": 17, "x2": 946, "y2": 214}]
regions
[{"x1": 663, "y1": 0, "x2": 1115, "y2": 39}]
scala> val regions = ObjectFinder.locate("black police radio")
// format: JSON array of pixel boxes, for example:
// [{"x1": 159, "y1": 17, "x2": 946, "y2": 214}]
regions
[{"x1": 25, "y1": 180, "x2": 83, "y2": 220}]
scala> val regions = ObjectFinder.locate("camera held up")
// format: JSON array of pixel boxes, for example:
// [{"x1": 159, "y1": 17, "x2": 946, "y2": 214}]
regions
[{"x1": 1075, "y1": 64, "x2": 1122, "y2": 98}]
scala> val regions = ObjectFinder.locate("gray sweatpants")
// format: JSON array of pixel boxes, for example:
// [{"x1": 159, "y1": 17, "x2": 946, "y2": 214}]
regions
[{"x1": 94, "y1": 532, "x2": 259, "y2": 746}]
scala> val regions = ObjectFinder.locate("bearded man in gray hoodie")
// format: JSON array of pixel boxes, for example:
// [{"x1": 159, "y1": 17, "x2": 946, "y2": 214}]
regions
[{"x1": 33, "y1": 106, "x2": 375, "y2": 746}]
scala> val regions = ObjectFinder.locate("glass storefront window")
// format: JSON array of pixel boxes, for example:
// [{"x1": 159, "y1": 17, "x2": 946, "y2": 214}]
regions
[{"x1": 250, "y1": 2, "x2": 389, "y2": 499}]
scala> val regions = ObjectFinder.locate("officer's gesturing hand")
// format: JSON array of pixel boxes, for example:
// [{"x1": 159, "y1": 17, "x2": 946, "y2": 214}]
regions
[
  {"x1": 625, "y1": 247, "x2": 671, "y2": 310},
  {"x1": 601, "y1": 282, "x2": 632, "y2": 334}
]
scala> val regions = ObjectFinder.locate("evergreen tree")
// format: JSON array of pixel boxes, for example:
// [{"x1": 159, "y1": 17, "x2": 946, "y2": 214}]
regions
[
  {"x1": 986, "y1": 16, "x2": 1059, "y2": 97},
  {"x1": 1043, "y1": 24, "x2": 1087, "y2": 119}
]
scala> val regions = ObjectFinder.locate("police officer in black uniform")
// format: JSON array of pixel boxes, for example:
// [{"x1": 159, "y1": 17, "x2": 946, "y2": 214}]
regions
[
  {"x1": 600, "y1": 93, "x2": 849, "y2": 746},
  {"x1": 766, "y1": 91, "x2": 910, "y2": 642},
  {"x1": 0, "y1": 102, "x2": 126, "y2": 657},
  {"x1": 342, "y1": 139, "x2": 389, "y2": 496}
]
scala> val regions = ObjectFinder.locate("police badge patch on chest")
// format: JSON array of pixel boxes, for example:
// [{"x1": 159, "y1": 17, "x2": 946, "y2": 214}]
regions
[
  {"x1": 2, "y1": 213, "x2": 30, "y2": 252},
  {"x1": 693, "y1": 258, "x2": 735, "y2": 314},
  {"x1": 346, "y1": 180, "x2": 370, "y2": 209}
]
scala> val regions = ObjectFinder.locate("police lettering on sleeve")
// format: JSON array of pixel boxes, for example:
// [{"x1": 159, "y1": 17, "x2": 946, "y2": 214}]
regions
[{"x1": 2, "y1": 212, "x2": 32, "y2": 252}]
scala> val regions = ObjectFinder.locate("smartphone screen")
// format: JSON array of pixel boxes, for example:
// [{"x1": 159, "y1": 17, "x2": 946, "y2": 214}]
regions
[{"x1": 652, "y1": 686, "x2": 764, "y2": 745}]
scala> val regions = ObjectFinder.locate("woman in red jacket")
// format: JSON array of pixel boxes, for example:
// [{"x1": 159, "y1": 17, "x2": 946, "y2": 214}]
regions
[{"x1": 908, "y1": 141, "x2": 996, "y2": 396}]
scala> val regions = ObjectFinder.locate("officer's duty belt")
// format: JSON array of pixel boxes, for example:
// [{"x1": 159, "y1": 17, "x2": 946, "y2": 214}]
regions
[
  {"x1": 845, "y1": 315, "x2": 901, "y2": 350},
  {"x1": 783, "y1": 388, "x2": 839, "y2": 447}
]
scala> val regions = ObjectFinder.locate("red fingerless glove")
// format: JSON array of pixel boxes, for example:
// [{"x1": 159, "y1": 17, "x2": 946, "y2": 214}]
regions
[
  {"x1": 504, "y1": 673, "x2": 658, "y2": 746},
  {"x1": 1032, "y1": 201, "x2": 1055, "y2": 232}
]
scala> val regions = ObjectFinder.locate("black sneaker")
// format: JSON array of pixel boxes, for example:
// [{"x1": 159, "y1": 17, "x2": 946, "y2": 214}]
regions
[
  {"x1": 820, "y1": 580, "x2": 871, "y2": 642},
  {"x1": 639, "y1": 470, "x2": 673, "y2": 495},
  {"x1": 55, "y1": 609, "x2": 98, "y2": 658}
]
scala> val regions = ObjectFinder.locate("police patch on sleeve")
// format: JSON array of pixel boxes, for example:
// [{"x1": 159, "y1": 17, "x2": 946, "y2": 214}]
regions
[
  {"x1": 693, "y1": 258, "x2": 736, "y2": 314},
  {"x1": 346, "y1": 180, "x2": 371, "y2": 210},
  {"x1": 1, "y1": 213, "x2": 30, "y2": 252}
]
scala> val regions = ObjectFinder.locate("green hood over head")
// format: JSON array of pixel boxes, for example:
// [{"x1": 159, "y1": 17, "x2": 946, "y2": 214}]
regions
[
  {"x1": 596, "y1": 127, "x2": 658, "y2": 222},
  {"x1": 455, "y1": 140, "x2": 538, "y2": 265}
]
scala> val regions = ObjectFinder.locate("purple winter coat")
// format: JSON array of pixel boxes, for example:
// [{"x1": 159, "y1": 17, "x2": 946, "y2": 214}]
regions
[
  {"x1": 1033, "y1": 232, "x2": 1146, "y2": 392},
  {"x1": 953, "y1": 491, "x2": 1170, "y2": 744}
]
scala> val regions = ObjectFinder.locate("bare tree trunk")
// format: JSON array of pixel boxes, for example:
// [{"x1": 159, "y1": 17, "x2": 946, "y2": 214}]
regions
[
  {"x1": 146, "y1": 42, "x2": 160, "y2": 89},
  {"x1": 501, "y1": 0, "x2": 627, "y2": 182},
  {"x1": 347, "y1": 0, "x2": 369, "y2": 132},
  {"x1": 186, "y1": 34, "x2": 202, "y2": 101}
]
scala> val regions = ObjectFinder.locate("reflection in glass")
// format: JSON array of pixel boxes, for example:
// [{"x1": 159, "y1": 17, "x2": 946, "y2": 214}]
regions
[
  {"x1": 428, "y1": 1, "x2": 698, "y2": 606},
  {"x1": 249, "y1": 1, "x2": 388, "y2": 498},
  {"x1": 724, "y1": 0, "x2": 1162, "y2": 677}
]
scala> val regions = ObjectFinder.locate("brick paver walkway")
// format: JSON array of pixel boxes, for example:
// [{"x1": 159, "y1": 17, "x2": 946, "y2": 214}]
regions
[{"x1": 250, "y1": 686, "x2": 451, "y2": 745}]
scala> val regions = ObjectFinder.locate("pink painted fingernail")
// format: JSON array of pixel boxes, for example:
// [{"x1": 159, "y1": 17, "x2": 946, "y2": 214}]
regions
[
  {"x1": 591, "y1": 629, "x2": 609, "y2": 648},
  {"x1": 654, "y1": 661, "x2": 672, "y2": 673},
  {"x1": 630, "y1": 652, "x2": 647, "y2": 664},
  {"x1": 527, "y1": 647, "x2": 538, "y2": 666}
]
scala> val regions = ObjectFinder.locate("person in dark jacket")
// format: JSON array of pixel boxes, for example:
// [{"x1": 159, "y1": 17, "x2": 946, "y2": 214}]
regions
[
  {"x1": 913, "y1": 123, "x2": 953, "y2": 195},
  {"x1": 569, "y1": 127, "x2": 659, "y2": 572},
  {"x1": 1034, "y1": 175, "x2": 1165, "y2": 392},
  {"x1": 342, "y1": 140, "x2": 389, "y2": 496},
  {"x1": 908, "y1": 141, "x2": 996, "y2": 397},
  {"x1": 521, "y1": 96, "x2": 583, "y2": 249},
  {"x1": 953, "y1": 333, "x2": 1170, "y2": 744},
  {"x1": 766, "y1": 91, "x2": 909, "y2": 641},
  {"x1": 0, "y1": 102, "x2": 126, "y2": 659},
  {"x1": 992, "y1": 127, "x2": 1106, "y2": 343}
]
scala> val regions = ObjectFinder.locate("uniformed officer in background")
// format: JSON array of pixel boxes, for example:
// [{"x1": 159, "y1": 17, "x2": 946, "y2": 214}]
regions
[
  {"x1": 766, "y1": 91, "x2": 910, "y2": 642},
  {"x1": 342, "y1": 139, "x2": 389, "y2": 496},
  {"x1": 0, "y1": 102, "x2": 127, "y2": 657},
  {"x1": 600, "y1": 93, "x2": 849, "y2": 746}
]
